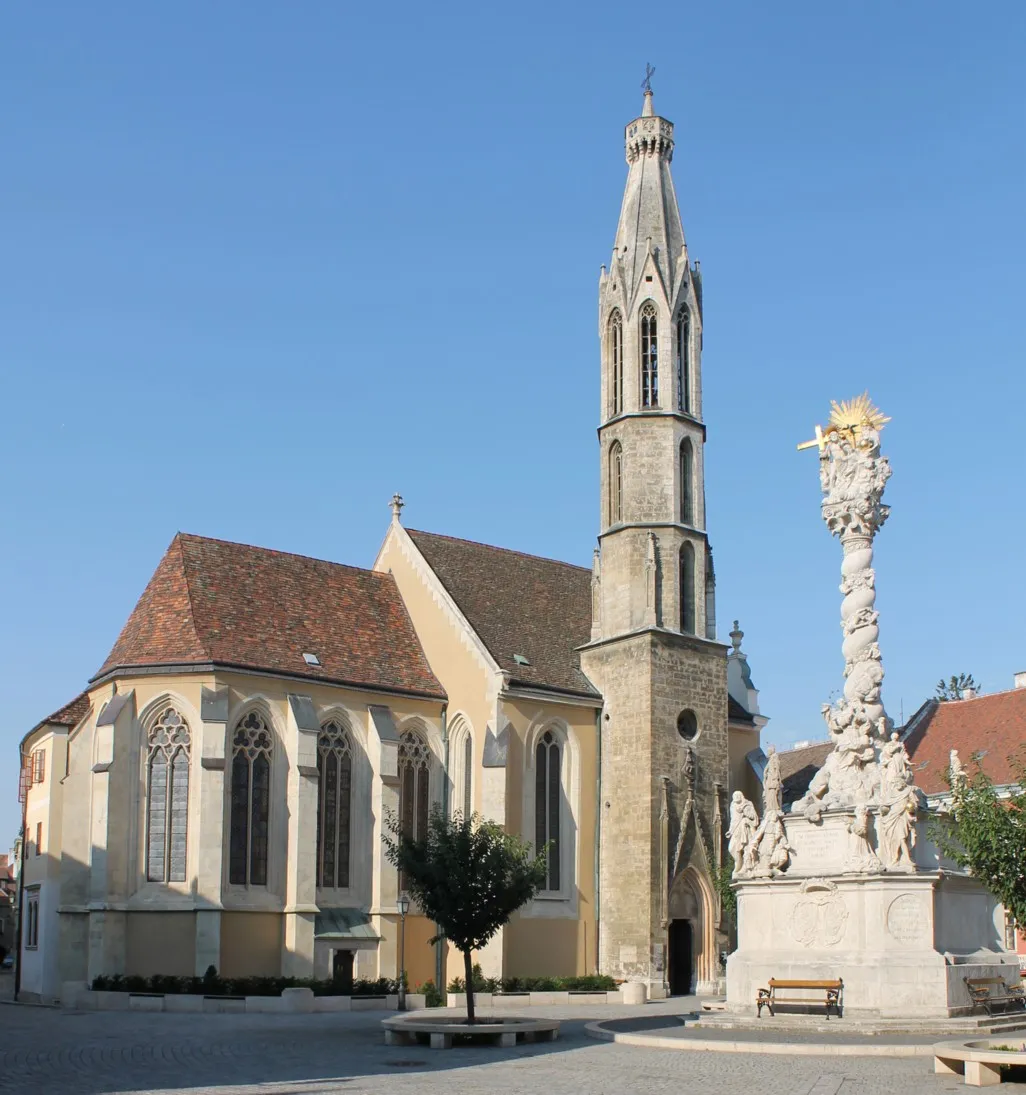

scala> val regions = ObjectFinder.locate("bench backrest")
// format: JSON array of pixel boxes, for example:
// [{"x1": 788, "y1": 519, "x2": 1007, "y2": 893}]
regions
[{"x1": 768, "y1": 979, "x2": 842, "y2": 989}]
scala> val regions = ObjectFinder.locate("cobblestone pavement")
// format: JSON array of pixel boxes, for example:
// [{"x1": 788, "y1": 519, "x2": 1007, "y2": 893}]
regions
[{"x1": 0, "y1": 998, "x2": 986, "y2": 1095}]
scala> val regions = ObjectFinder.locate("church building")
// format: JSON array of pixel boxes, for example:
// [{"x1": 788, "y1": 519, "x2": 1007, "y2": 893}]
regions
[{"x1": 16, "y1": 89, "x2": 766, "y2": 1003}]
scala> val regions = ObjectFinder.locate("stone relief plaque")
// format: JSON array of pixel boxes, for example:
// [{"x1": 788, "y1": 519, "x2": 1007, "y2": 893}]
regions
[
  {"x1": 788, "y1": 827, "x2": 836, "y2": 870},
  {"x1": 789, "y1": 880, "x2": 849, "y2": 947},
  {"x1": 886, "y1": 893, "x2": 929, "y2": 945},
  {"x1": 619, "y1": 945, "x2": 638, "y2": 967}
]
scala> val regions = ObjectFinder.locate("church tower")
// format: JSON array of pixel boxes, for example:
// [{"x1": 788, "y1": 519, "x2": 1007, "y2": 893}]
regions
[{"x1": 580, "y1": 86, "x2": 729, "y2": 996}]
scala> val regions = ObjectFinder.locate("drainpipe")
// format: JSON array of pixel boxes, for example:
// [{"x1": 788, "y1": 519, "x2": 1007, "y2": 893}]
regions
[
  {"x1": 435, "y1": 702, "x2": 448, "y2": 995},
  {"x1": 13, "y1": 745, "x2": 27, "y2": 1002},
  {"x1": 594, "y1": 707, "x2": 602, "y2": 975}
]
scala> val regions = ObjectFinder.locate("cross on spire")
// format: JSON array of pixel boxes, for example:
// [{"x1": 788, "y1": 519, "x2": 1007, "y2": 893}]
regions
[{"x1": 641, "y1": 63, "x2": 656, "y2": 94}]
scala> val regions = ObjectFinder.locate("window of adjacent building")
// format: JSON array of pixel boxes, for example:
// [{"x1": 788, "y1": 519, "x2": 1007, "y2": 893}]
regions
[
  {"x1": 680, "y1": 440, "x2": 694, "y2": 525},
  {"x1": 676, "y1": 307, "x2": 691, "y2": 414},
  {"x1": 608, "y1": 309, "x2": 624, "y2": 416},
  {"x1": 35, "y1": 822, "x2": 42, "y2": 857},
  {"x1": 640, "y1": 302, "x2": 659, "y2": 407},
  {"x1": 680, "y1": 542, "x2": 696, "y2": 635},
  {"x1": 398, "y1": 729, "x2": 431, "y2": 842},
  {"x1": 25, "y1": 889, "x2": 39, "y2": 948},
  {"x1": 229, "y1": 711, "x2": 272, "y2": 887},
  {"x1": 316, "y1": 719, "x2": 353, "y2": 890},
  {"x1": 535, "y1": 731, "x2": 561, "y2": 892},
  {"x1": 608, "y1": 441, "x2": 623, "y2": 525},
  {"x1": 145, "y1": 706, "x2": 191, "y2": 883},
  {"x1": 32, "y1": 749, "x2": 45, "y2": 785}
]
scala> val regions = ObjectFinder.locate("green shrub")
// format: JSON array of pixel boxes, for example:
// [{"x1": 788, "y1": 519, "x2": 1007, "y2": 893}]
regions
[{"x1": 416, "y1": 979, "x2": 444, "y2": 1008}]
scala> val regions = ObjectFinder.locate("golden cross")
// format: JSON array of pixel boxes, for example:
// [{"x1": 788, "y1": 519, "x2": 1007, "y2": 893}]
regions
[{"x1": 797, "y1": 424, "x2": 828, "y2": 452}]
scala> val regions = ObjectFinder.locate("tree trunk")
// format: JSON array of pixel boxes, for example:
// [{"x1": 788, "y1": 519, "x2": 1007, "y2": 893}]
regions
[{"x1": 463, "y1": 947, "x2": 475, "y2": 1024}]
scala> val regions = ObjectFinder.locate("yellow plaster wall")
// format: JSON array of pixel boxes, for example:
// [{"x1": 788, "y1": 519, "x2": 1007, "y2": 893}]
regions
[
  {"x1": 503, "y1": 916, "x2": 585, "y2": 979},
  {"x1": 126, "y1": 912, "x2": 196, "y2": 977},
  {"x1": 219, "y1": 912, "x2": 283, "y2": 977},
  {"x1": 727, "y1": 725, "x2": 762, "y2": 804}
]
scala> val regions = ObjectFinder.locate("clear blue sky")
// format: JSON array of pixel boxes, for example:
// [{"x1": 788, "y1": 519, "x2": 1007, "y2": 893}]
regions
[{"x1": 3, "y1": 1, "x2": 1025, "y2": 842}]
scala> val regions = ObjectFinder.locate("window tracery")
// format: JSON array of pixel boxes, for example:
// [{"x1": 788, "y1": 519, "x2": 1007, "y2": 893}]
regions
[
  {"x1": 609, "y1": 441, "x2": 623, "y2": 525},
  {"x1": 608, "y1": 310, "x2": 624, "y2": 416},
  {"x1": 640, "y1": 302, "x2": 659, "y2": 407},
  {"x1": 676, "y1": 307, "x2": 691, "y2": 414},
  {"x1": 317, "y1": 719, "x2": 353, "y2": 889},
  {"x1": 146, "y1": 706, "x2": 191, "y2": 883},
  {"x1": 535, "y1": 730, "x2": 561, "y2": 892},
  {"x1": 229, "y1": 711, "x2": 272, "y2": 887}
]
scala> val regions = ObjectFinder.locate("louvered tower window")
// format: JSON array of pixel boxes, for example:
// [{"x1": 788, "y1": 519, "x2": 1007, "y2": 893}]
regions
[
  {"x1": 680, "y1": 542, "x2": 696, "y2": 635},
  {"x1": 146, "y1": 707, "x2": 191, "y2": 883},
  {"x1": 680, "y1": 440, "x2": 694, "y2": 525},
  {"x1": 608, "y1": 310, "x2": 624, "y2": 416},
  {"x1": 676, "y1": 306, "x2": 691, "y2": 414},
  {"x1": 609, "y1": 441, "x2": 623, "y2": 525},
  {"x1": 640, "y1": 302, "x2": 659, "y2": 407}
]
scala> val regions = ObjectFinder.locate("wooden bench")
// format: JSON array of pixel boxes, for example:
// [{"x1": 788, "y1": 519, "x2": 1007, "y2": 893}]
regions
[
  {"x1": 756, "y1": 978, "x2": 843, "y2": 1018},
  {"x1": 963, "y1": 975, "x2": 1026, "y2": 1016}
]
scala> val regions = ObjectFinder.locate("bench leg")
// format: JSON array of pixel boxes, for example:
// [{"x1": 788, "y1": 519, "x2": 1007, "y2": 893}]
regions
[
  {"x1": 429, "y1": 1033, "x2": 452, "y2": 1050},
  {"x1": 964, "y1": 1060, "x2": 1001, "y2": 1087},
  {"x1": 934, "y1": 1056, "x2": 963, "y2": 1076},
  {"x1": 498, "y1": 1032, "x2": 516, "y2": 1048}
]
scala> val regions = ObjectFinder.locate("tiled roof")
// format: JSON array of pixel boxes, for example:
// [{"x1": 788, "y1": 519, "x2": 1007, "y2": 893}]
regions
[
  {"x1": 778, "y1": 740, "x2": 834, "y2": 806},
  {"x1": 904, "y1": 689, "x2": 1026, "y2": 794},
  {"x1": 43, "y1": 692, "x2": 92, "y2": 729},
  {"x1": 94, "y1": 534, "x2": 445, "y2": 700},
  {"x1": 407, "y1": 529, "x2": 600, "y2": 699}
]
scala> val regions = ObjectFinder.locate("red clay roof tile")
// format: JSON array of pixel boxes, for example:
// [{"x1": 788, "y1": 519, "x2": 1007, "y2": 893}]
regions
[{"x1": 94, "y1": 534, "x2": 445, "y2": 700}]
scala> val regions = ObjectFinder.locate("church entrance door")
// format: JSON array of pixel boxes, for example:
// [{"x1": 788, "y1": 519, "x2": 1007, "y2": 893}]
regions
[
  {"x1": 668, "y1": 919, "x2": 693, "y2": 995},
  {"x1": 332, "y1": 949, "x2": 355, "y2": 994}
]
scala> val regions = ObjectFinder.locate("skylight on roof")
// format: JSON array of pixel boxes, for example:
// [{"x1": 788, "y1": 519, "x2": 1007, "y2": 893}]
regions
[
  {"x1": 513, "y1": 653, "x2": 531, "y2": 666},
  {"x1": 303, "y1": 652, "x2": 321, "y2": 666}
]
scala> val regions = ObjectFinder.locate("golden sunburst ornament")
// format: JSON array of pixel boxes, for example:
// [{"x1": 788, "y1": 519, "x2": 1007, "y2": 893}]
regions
[{"x1": 798, "y1": 392, "x2": 890, "y2": 452}]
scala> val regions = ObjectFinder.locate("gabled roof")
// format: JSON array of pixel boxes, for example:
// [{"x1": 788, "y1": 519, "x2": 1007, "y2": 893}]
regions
[
  {"x1": 94, "y1": 534, "x2": 445, "y2": 700},
  {"x1": 904, "y1": 689, "x2": 1026, "y2": 794},
  {"x1": 406, "y1": 529, "x2": 600, "y2": 699}
]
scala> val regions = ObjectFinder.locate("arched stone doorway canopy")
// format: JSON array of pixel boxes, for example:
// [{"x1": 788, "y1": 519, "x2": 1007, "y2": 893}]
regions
[{"x1": 668, "y1": 866, "x2": 718, "y2": 995}]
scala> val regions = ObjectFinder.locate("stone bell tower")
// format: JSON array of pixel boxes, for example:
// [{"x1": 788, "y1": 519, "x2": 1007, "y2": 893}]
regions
[{"x1": 580, "y1": 85, "x2": 729, "y2": 996}]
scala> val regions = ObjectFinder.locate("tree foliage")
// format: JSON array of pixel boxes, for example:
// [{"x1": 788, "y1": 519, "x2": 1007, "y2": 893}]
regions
[
  {"x1": 935, "y1": 673, "x2": 978, "y2": 702},
  {"x1": 382, "y1": 806, "x2": 547, "y2": 1022},
  {"x1": 935, "y1": 756, "x2": 1026, "y2": 929}
]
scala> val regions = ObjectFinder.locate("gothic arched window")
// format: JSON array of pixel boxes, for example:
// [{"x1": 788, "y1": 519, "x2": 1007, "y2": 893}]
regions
[
  {"x1": 398, "y1": 729, "x2": 431, "y2": 841},
  {"x1": 448, "y1": 717, "x2": 473, "y2": 819},
  {"x1": 676, "y1": 307, "x2": 691, "y2": 414},
  {"x1": 608, "y1": 441, "x2": 623, "y2": 526},
  {"x1": 229, "y1": 711, "x2": 272, "y2": 887},
  {"x1": 640, "y1": 302, "x2": 659, "y2": 407},
  {"x1": 146, "y1": 706, "x2": 191, "y2": 883},
  {"x1": 535, "y1": 731, "x2": 561, "y2": 892},
  {"x1": 680, "y1": 440, "x2": 694, "y2": 525},
  {"x1": 608, "y1": 310, "x2": 624, "y2": 416},
  {"x1": 680, "y1": 542, "x2": 696, "y2": 635},
  {"x1": 317, "y1": 719, "x2": 353, "y2": 889}
]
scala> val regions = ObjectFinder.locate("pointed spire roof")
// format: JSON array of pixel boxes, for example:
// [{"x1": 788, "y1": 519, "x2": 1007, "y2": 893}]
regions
[{"x1": 611, "y1": 90, "x2": 687, "y2": 307}]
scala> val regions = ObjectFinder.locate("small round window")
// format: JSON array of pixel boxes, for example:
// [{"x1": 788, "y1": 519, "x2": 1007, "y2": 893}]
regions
[{"x1": 676, "y1": 709, "x2": 698, "y2": 741}]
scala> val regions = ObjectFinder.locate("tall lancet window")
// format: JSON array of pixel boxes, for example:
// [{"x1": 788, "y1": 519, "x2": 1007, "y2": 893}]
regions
[
  {"x1": 316, "y1": 719, "x2": 353, "y2": 889},
  {"x1": 676, "y1": 307, "x2": 691, "y2": 414},
  {"x1": 680, "y1": 440, "x2": 694, "y2": 525},
  {"x1": 398, "y1": 729, "x2": 431, "y2": 841},
  {"x1": 229, "y1": 711, "x2": 272, "y2": 887},
  {"x1": 535, "y1": 731, "x2": 561, "y2": 892},
  {"x1": 608, "y1": 441, "x2": 623, "y2": 526},
  {"x1": 680, "y1": 542, "x2": 696, "y2": 635},
  {"x1": 608, "y1": 310, "x2": 624, "y2": 416},
  {"x1": 640, "y1": 302, "x2": 659, "y2": 407},
  {"x1": 146, "y1": 706, "x2": 191, "y2": 883}
]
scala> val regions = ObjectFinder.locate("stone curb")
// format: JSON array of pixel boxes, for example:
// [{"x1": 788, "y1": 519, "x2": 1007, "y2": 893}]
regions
[{"x1": 584, "y1": 1019, "x2": 934, "y2": 1057}]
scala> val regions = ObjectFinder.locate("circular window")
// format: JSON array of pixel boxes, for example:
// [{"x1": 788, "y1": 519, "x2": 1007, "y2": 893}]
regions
[{"x1": 676, "y1": 709, "x2": 698, "y2": 741}]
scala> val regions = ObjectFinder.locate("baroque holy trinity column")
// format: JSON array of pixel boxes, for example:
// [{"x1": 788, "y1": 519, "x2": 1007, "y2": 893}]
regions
[{"x1": 581, "y1": 87, "x2": 729, "y2": 996}]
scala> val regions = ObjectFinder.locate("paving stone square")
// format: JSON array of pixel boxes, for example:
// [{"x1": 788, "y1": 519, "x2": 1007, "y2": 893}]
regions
[{"x1": 0, "y1": 998, "x2": 999, "y2": 1095}]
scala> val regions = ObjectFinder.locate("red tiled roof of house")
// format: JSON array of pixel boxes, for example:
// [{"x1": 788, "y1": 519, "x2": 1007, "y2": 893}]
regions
[
  {"x1": 778, "y1": 740, "x2": 834, "y2": 805},
  {"x1": 43, "y1": 691, "x2": 92, "y2": 729},
  {"x1": 94, "y1": 534, "x2": 445, "y2": 700},
  {"x1": 904, "y1": 688, "x2": 1026, "y2": 794},
  {"x1": 407, "y1": 529, "x2": 600, "y2": 699}
]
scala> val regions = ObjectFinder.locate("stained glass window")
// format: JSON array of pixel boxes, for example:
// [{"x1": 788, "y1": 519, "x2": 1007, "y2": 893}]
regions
[
  {"x1": 145, "y1": 707, "x2": 191, "y2": 883},
  {"x1": 228, "y1": 711, "x2": 273, "y2": 887},
  {"x1": 534, "y1": 731, "x2": 561, "y2": 892},
  {"x1": 317, "y1": 720, "x2": 353, "y2": 889}
]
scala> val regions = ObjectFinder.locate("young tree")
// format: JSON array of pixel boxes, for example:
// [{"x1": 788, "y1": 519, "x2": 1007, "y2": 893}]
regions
[
  {"x1": 935, "y1": 673, "x2": 979, "y2": 702},
  {"x1": 935, "y1": 757, "x2": 1026, "y2": 929},
  {"x1": 383, "y1": 806, "x2": 547, "y2": 1023}
]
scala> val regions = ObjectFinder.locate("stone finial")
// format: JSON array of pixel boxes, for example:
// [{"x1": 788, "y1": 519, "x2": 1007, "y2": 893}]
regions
[
  {"x1": 729, "y1": 620, "x2": 744, "y2": 655},
  {"x1": 390, "y1": 493, "x2": 405, "y2": 522}
]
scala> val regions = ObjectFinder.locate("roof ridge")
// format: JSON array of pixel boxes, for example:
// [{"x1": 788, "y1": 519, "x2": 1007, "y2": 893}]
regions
[
  {"x1": 177, "y1": 531, "x2": 387, "y2": 576},
  {"x1": 942, "y1": 687, "x2": 1026, "y2": 704},
  {"x1": 407, "y1": 527, "x2": 590, "y2": 573}
]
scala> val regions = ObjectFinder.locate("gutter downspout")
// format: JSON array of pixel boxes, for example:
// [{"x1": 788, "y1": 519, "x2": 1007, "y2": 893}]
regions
[
  {"x1": 436, "y1": 702, "x2": 448, "y2": 995},
  {"x1": 594, "y1": 707, "x2": 602, "y2": 975}
]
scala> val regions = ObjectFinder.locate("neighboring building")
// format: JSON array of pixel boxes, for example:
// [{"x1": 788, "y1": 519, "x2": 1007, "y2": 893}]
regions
[
  {"x1": 18, "y1": 89, "x2": 765, "y2": 1003},
  {"x1": 0, "y1": 854, "x2": 16, "y2": 959}
]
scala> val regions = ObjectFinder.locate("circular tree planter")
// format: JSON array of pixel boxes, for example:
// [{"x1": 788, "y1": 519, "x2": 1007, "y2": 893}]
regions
[
  {"x1": 382, "y1": 1013, "x2": 560, "y2": 1050},
  {"x1": 933, "y1": 1038, "x2": 1026, "y2": 1087}
]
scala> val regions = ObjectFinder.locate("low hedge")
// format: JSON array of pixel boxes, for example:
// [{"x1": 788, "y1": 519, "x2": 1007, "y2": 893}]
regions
[
  {"x1": 446, "y1": 966, "x2": 618, "y2": 994},
  {"x1": 90, "y1": 968, "x2": 400, "y2": 998}
]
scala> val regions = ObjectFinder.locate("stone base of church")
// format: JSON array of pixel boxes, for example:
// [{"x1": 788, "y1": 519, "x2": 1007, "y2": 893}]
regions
[{"x1": 726, "y1": 811, "x2": 1018, "y2": 1017}]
